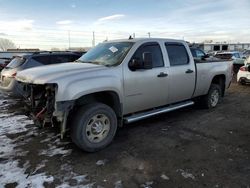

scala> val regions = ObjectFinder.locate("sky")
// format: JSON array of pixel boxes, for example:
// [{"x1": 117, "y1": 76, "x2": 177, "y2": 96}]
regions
[{"x1": 0, "y1": 0, "x2": 250, "y2": 49}]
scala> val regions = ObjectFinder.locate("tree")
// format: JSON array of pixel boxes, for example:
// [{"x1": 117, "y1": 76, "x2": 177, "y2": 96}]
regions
[{"x1": 0, "y1": 38, "x2": 16, "y2": 51}]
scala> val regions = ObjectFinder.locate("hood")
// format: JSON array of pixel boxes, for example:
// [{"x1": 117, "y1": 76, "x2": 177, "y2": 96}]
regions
[{"x1": 16, "y1": 62, "x2": 107, "y2": 84}]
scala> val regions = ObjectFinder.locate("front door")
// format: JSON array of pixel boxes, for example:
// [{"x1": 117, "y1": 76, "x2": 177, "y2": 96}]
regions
[{"x1": 123, "y1": 42, "x2": 169, "y2": 114}]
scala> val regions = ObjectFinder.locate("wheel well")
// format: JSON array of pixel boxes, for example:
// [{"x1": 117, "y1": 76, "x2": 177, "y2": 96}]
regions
[
  {"x1": 74, "y1": 91, "x2": 122, "y2": 118},
  {"x1": 211, "y1": 75, "x2": 226, "y2": 96}
]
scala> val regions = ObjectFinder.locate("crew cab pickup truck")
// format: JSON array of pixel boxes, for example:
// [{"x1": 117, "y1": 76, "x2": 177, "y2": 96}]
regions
[{"x1": 16, "y1": 38, "x2": 233, "y2": 152}]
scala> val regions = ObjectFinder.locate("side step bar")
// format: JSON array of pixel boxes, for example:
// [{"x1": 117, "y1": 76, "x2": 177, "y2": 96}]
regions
[{"x1": 124, "y1": 101, "x2": 194, "y2": 124}]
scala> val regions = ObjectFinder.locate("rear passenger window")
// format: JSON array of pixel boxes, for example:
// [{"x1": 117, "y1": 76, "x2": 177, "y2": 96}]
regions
[
  {"x1": 165, "y1": 43, "x2": 189, "y2": 66},
  {"x1": 132, "y1": 43, "x2": 164, "y2": 68},
  {"x1": 32, "y1": 56, "x2": 50, "y2": 65}
]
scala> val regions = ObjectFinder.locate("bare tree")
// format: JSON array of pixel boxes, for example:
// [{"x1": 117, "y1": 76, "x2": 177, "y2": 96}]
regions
[{"x1": 0, "y1": 38, "x2": 16, "y2": 51}]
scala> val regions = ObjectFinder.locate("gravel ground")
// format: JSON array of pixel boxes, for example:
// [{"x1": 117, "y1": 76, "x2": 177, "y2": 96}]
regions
[{"x1": 0, "y1": 82, "x2": 250, "y2": 188}]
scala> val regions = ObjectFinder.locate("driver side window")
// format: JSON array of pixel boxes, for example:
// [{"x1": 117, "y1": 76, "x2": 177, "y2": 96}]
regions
[{"x1": 131, "y1": 43, "x2": 164, "y2": 68}]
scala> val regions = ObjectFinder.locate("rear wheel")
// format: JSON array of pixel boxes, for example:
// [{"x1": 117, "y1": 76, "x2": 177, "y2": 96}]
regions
[
  {"x1": 239, "y1": 79, "x2": 246, "y2": 85},
  {"x1": 201, "y1": 84, "x2": 221, "y2": 109},
  {"x1": 71, "y1": 103, "x2": 117, "y2": 152}
]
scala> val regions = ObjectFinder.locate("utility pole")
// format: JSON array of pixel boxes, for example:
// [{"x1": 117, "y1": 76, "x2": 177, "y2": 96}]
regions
[
  {"x1": 68, "y1": 30, "x2": 71, "y2": 49},
  {"x1": 92, "y1": 31, "x2": 95, "y2": 47},
  {"x1": 133, "y1": 33, "x2": 135, "y2": 38}
]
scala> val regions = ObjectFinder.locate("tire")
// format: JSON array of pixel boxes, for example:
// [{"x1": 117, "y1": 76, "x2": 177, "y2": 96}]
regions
[
  {"x1": 71, "y1": 103, "x2": 117, "y2": 152},
  {"x1": 201, "y1": 84, "x2": 221, "y2": 109},
  {"x1": 239, "y1": 79, "x2": 246, "y2": 85}
]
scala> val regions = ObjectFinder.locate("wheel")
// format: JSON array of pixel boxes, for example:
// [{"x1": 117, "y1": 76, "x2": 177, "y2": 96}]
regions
[
  {"x1": 71, "y1": 103, "x2": 117, "y2": 152},
  {"x1": 201, "y1": 84, "x2": 221, "y2": 109},
  {"x1": 239, "y1": 79, "x2": 246, "y2": 85}
]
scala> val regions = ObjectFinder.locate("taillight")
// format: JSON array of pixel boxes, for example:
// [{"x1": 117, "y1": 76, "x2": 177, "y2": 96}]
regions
[
  {"x1": 240, "y1": 66, "x2": 247, "y2": 71},
  {"x1": 12, "y1": 72, "x2": 17, "y2": 77}
]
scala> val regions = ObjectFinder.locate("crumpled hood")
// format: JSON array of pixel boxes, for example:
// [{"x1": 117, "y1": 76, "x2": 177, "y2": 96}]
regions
[{"x1": 16, "y1": 62, "x2": 107, "y2": 84}]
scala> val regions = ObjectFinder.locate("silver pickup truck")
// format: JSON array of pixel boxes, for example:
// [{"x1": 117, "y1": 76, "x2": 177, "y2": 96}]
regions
[{"x1": 16, "y1": 38, "x2": 232, "y2": 152}]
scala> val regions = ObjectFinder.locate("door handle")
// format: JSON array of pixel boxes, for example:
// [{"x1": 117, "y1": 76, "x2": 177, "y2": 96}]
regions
[
  {"x1": 185, "y1": 69, "x2": 194, "y2": 74},
  {"x1": 157, "y1": 72, "x2": 168, "y2": 77}
]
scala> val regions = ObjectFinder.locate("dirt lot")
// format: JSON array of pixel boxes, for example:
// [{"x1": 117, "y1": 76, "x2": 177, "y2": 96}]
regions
[{"x1": 0, "y1": 82, "x2": 250, "y2": 188}]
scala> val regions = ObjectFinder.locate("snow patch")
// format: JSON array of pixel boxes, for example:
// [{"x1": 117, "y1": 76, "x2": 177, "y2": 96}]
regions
[
  {"x1": 177, "y1": 169, "x2": 195, "y2": 180},
  {"x1": 96, "y1": 159, "x2": 108, "y2": 166},
  {"x1": 114, "y1": 180, "x2": 123, "y2": 188},
  {"x1": 0, "y1": 160, "x2": 54, "y2": 188},
  {"x1": 39, "y1": 145, "x2": 72, "y2": 157},
  {"x1": 161, "y1": 174, "x2": 170, "y2": 180}
]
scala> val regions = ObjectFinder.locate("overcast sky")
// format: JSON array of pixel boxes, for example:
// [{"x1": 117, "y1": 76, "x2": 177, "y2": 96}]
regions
[{"x1": 0, "y1": 0, "x2": 250, "y2": 49}]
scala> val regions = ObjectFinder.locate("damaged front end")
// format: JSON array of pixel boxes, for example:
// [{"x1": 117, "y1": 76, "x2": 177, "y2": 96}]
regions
[{"x1": 21, "y1": 83, "x2": 73, "y2": 138}]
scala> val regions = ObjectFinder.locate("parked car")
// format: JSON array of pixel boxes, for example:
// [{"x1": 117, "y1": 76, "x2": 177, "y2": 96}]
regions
[
  {"x1": 190, "y1": 47, "x2": 208, "y2": 60},
  {"x1": 0, "y1": 58, "x2": 11, "y2": 71},
  {"x1": 16, "y1": 38, "x2": 233, "y2": 152},
  {"x1": 243, "y1": 49, "x2": 250, "y2": 58},
  {"x1": 237, "y1": 57, "x2": 250, "y2": 85},
  {"x1": 0, "y1": 51, "x2": 81, "y2": 96},
  {"x1": 0, "y1": 52, "x2": 33, "y2": 71},
  {"x1": 215, "y1": 51, "x2": 245, "y2": 73}
]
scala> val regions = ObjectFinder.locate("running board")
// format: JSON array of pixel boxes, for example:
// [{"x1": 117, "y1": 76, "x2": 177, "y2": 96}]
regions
[{"x1": 124, "y1": 101, "x2": 194, "y2": 124}]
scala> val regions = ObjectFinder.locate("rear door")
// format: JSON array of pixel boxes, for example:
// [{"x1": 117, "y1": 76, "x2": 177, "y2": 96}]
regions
[
  {"x1": 165, "y1": 43, "x2": 196, "y2": 103},
  {"x1": 123, "y1": 42, "x2": 169, "y2": 114}
]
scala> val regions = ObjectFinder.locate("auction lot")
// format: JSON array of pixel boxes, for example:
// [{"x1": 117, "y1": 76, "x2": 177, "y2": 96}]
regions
[{"x1": 0, "y1": 81, "x2": 249, "y2": 188}]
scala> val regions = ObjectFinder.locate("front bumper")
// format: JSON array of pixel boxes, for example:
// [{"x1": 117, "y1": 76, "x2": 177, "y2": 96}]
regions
[{"x1": 238, "y1": 77, "x2": 250, "y2": 83}]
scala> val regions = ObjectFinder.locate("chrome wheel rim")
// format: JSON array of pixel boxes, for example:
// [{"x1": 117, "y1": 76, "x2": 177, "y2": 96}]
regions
[
  {"x1": 86, "y1": 114, "x2": 111, "y2": 143},
  {"x1": 210, "y1": 90, "x2": 219, "y2": 107}
]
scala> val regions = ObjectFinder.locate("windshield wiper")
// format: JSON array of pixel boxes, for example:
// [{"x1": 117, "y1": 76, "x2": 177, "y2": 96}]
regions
[{"x1": 75, "y1": 59, "x2": 114, "y2": 67}]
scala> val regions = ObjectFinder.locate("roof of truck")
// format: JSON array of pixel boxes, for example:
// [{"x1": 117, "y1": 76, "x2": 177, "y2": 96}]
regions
[{"x1": 105, "y1": 38, "x2": 185, "y2": 43}]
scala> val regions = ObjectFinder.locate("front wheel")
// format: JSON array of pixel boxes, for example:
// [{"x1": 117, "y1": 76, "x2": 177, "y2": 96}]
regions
[
  {"x1": 201, "y1": 84, "x2": 221, "y2": 109},
  {"x1": 71, "y1": 103, "x2": 117, "y2": 152}
]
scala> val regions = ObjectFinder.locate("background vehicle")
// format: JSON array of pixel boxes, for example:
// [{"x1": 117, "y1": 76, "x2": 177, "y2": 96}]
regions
[
  {"x1": 237, "y1": 57, "x2": 250, "y2": 85},
  {"x1": 16, "y1": 38, "x2": 233, "y2": 152},
  {"x1": 0, "y1": 51, "x2": 33, "y2": 71},
  {"x1": 215, "y1": 51, "x2": 245, "y2": 73},
  {"x1": 0, "y1": 58, "x2": 11, "y2": 71},
  {"x1": 0, "y1": 51, "x2": 81, "y2": 96},
  {"x1": 243, "y1": 49, "x2": 250, "y2": 58}
]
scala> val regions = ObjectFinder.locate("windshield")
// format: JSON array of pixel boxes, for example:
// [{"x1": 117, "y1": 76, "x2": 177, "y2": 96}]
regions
[
  {"x1": 77, "y1": 42, "x2": 134, "y2": 66},
  {"x1": 6, "y1": 57, "x2": 26, "y2": 68}
]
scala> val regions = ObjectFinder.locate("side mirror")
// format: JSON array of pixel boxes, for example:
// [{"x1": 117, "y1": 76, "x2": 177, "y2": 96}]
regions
[
  {"x1": 142, "y1": 52, "x2": 153, "y2": 69},
  {"x1": 128, "y1": 58, "x2": 143, "y2": 71},
  {"x1": 201, "y1": 54, "x2": 209, "y2": 60}
]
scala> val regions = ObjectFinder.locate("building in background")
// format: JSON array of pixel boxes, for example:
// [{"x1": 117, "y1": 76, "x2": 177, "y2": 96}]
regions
[{"x1": 195, "y1": 43, "x2": 250, "y2": 52}]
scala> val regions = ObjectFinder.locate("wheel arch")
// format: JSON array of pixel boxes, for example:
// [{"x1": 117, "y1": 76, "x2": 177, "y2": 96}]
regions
[
  {"x1": 73, "y1": 90, "x2": 122, "y2": 119},
  {"x1": 211, "y1": 74, "x2": 226, "y2": 97}
]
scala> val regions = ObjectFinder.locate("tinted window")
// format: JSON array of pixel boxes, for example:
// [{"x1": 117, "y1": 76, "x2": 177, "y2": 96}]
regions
[
  {"x1": 132, "y1": 43, "x2": 164, "y2": 68},
  {"x1": 70, "y1": 54, "x2": 80, "y2": 62},
  {"x1": 50, "y1": 55, "x2": 72, "y2": 64},
  {"x1": 190, "y1": 48, "x2": 197, "y2": 57},
  {"x1": 196, "y1": 50, "x2": 205, "y2": 58},
  {"x1": 32, "y1": 56, "x2": 50, "y2": 65},
  {"x1": 6, "y1": 57, "x2": 26, "y2": 68},
  {"x1": 165, "y1": 44, "x2": 189, "y2": 66}
]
